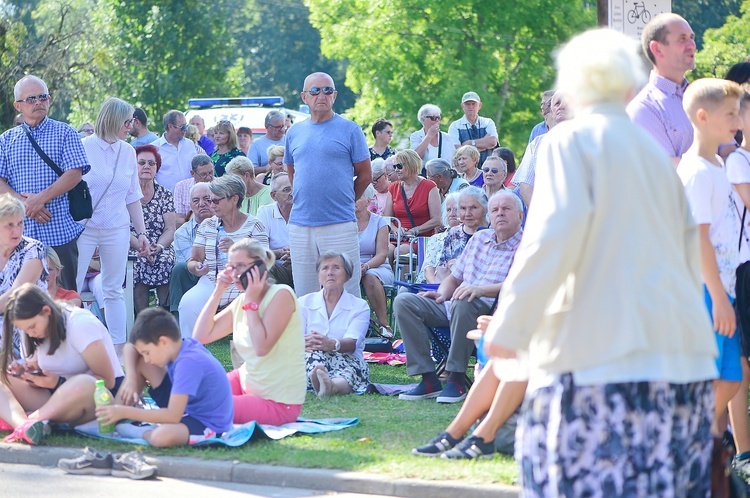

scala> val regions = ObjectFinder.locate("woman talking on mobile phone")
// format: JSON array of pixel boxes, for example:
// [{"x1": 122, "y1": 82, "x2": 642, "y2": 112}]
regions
[
  {"x1": 0, "y1": 284, "x2": 123, "y2": 445},
  {"x1": 192, "y1": 239, "x2": 305, "y2": 425}
]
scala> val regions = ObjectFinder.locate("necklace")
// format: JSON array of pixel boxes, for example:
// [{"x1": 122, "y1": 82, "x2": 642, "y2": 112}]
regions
[{"x1": 466, "y1": 168, "x2": 481, "y2": 183}]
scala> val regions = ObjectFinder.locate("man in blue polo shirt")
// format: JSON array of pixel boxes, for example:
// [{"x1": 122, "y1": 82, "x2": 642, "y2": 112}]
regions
[
  {"x1": 284, "y1": 72, "x2": 371, "y2": 297},
  {"x1": 0, "y1": 75, "x2": 90, "y2": 290}
]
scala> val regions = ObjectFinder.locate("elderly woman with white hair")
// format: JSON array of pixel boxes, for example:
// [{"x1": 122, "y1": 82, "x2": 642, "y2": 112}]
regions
[
  {"x1": 484, "y1": 28, "x2": 717, "y2": 496},
  {"x1": 369, "y1": 158, "x2": 393, "y2": 215},
  {"x1": 78, "y1": 97, "x2": 149, "y2": 357},
  {"x1": 425, "y1": 158, "x2": 468, "y2": 201},
  {"x1": 410, "y1": 104, "x2": 456, "y2": 170},
  {"x1": 298, "y1": 252, "x2": 370, "y2": 398},
  {"x1": 481, "y1": 155, "x2": 508, "y2": 198},
  {"x1": 355, "y1": 184, "x2": 394, "y2": 338}
]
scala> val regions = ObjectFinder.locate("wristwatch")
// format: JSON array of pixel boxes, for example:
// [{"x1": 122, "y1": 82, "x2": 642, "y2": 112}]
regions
[
  {"x1": 471, "y1": 139, "x2": 476, "y2": 146},
  {"x1": 333, "y1": 339, "x2": 341, "y2": 352},
  {"x1": 241, "y1": 301, "x2": 259, "y2": 311}
]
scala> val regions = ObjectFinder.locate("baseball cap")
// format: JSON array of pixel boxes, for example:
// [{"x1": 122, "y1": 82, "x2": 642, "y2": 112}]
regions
[{"x1": 461, "y1": 92, "x2": 481, "y2": 103}]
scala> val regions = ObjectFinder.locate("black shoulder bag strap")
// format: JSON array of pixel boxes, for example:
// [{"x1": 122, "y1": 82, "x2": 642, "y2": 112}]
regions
[
  {"x1": 437, "y1": 132, "x2": 443, "y2": 159},
  {"x1": 23, "y1": 126, "x2": 64, "y2": 177},
  {"x1": 400, "y1": 182, "x2": 417, "y2": 229}
]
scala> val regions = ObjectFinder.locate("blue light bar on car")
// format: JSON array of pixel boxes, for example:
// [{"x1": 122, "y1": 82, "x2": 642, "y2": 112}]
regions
[{"x1": 187, "y1": 97, "x2": 285, "y2": 108}]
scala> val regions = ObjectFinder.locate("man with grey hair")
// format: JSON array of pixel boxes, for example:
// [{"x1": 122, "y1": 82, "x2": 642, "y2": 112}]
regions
[
  {"x1": 247, "y1": 110, "x2": 286, "y2": 174},
  {"x1": 173, "y1": 154, "x2": 214, "y2": 225},
  {"x1": 153, "y1": 110, "x2": 199, "y2": 192},
  {"x1": 257, "y1": 172, "x2": 294, "y2": 288},
  {"x1": 0, "y1": 75, "x2": 90, "y2": 290},
  {"x1": 394, "y1": 190, "x2": 524, "y2": 404},
  {"x1": 627, "y1": 13, "x2": 696, "y2": 165},
  {"x1": 528, "y1": 90, "x2": 554, "y2": 143},
  {"x1": 448, "y1": 92, "x2": 498, "y2": 167},
  {"x1": 169, "y1": 182, "x2": 214, "y2": 317},
  {"x1": 189, "y1": 114, "x2": 215, "y2": 155}
]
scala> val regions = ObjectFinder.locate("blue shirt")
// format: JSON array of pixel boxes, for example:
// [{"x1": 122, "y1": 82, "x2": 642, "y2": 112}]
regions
[
  {"x1": 284, "y1": 114, "x2": 369, "y2": 226},
  {"x1": 0, "y1": 117, "x2": 91, "y2": 246},
  {"x1": 248, "y1": 136, "x2": 284, "y2": 168},
  {"x1": 168, "y1": 338, "x2": 234, "y2": 433},
  {"x1": 528, "y1": 121, "x2": 548, "y2": 143},
  {"x1": 198, "y1": 134, "x2": 215, "y2": 155}
]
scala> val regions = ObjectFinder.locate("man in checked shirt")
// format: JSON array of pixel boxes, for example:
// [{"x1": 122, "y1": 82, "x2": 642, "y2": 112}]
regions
[
  {"x1": 0, "y1": 75, "x2": 90, "y2": 290},
  {"x1": 394, "y1": 190, "x2": 524, "y2": 404}
]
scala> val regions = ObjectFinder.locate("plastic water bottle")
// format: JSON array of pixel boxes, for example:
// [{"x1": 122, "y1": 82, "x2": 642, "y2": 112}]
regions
[{"x1": 94, "y1": 379, "x2": 115, "y2": 435}]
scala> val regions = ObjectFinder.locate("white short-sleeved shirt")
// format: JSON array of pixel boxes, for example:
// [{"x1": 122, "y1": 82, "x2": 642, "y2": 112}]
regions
[
  {"x1": 678, "y1": 153, "x2": 741, "y2": 297},
  {"x1": 409, "y1": 130, "x2": 457, "y2": 167},
  {"x1": 36, "y1": 307, "x2": 124, "y2": 379},
  {"x1": 256, "y1": 202, "x2": 288, "y2": 251},
  {"x1": 725, "y1": 148, "x2": 750, "y2": 263}
]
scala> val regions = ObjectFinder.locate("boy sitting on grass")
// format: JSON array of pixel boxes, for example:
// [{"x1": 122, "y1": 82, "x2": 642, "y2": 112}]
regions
[
  {"x1": 677, "y1": 78, "x2": 744, "y2": 446},
  {"x1": 96, "y1": 308, "x2": 234, "y2": 447}
]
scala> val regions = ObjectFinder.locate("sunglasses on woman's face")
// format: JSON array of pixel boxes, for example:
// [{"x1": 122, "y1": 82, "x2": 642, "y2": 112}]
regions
[{"x1": 393, "y1": 163, "x2": 404, "y2": 170}]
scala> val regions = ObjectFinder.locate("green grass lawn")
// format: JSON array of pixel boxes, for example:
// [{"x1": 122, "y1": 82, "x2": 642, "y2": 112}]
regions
[{"x1": 42, "y1": 337, "x2": 517, "y2": 486}]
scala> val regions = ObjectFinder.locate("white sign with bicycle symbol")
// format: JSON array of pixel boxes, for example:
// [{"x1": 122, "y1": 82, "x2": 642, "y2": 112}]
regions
[{"x1": 609, "y1": 1, "x2": 671, "y2": 40}]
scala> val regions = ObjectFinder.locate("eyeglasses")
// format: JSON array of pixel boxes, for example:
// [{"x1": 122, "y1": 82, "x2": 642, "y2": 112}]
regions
[
  {"x1": 482, "y1": 167, "x2": 501, "y2": 174},
  {"x1": 393, "y1": 163, "x2": 404, "y2": 170},
  {"x1": 137, "y1": 159, "x2": 157, "y2": 167},
  {"x1": 209, "y1": 197, "x2": 225, "y2": 205},
  {"x1": 124, "y1": 118, "x2": 135, "y2": 128},
  {"x1": 267, "y1": 124, "x2": 285, "y2": 131},
  {"x1": 15, "y1": 93, "x2": 51, "y2": 105},
  {"x1": 422, "y1": 115, "x2": 441, "y2": 121},
  {"x1": 272, "y1": 161, "x2": 284, "y2": 167},
  {"x1": 303, "y1": 86, "x2": 335, "y2": 96},
  {"x1": 173, "y1": 123, "x2": 188, "y2": 131},
  {"x1": 80, "y1": 128, "x2": 94, "y2": 135},
  {"x1": 372, "y1": 174, "x2": 384, "y2": 184},
  {"x1": 380, "y1": 130, "x2": 393, "y2": 135},
  {"x1": 195, "y1": 171, "x2": 213, "y2": 180}
]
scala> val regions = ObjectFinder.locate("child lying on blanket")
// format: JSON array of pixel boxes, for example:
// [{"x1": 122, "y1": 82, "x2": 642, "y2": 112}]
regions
[{"x1": 96, "y1": 308, "x2": 233, "y2": 447}]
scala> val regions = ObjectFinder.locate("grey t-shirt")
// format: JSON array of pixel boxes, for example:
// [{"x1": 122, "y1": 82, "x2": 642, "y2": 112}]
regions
[
  {"x1": 284, "y1": 114, "x2": 369, "y2": 227},
  {"x1": 247, "y1": 136, "x2": 284, "y2": 168},
  {"x1": 131, "y1": 132, "x2": 159, "y2": 147}
]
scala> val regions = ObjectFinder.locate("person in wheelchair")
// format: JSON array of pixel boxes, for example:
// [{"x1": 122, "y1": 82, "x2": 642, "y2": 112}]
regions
[{"x1": 394, "y1": 190, "x2": 523, "y2": 404}]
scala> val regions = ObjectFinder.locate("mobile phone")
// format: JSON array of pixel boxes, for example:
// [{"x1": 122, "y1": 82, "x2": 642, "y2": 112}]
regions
[{"x1": 239, "y1": 261, "x2": 267, "y2": 288}]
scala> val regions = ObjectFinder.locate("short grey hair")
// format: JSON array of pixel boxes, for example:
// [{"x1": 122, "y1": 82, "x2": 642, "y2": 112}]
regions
[
  {"x1": 483, "y1": 155, "x2": 507, "y2": 174},
  {"x1": 265, "y1": 110, "x2": 285, "y2": 127},
  {"x1": 441, "y1": 193, "x2": 460, "y2": 227},
  {"x1": 270, "y1": 172, "x2": 290, "y2": 192},
  {"x1": 162, "y1": 110, "x2": 184, "y2": 130},
  {"x1": 209, "y1": 174, "x2": 246, "y2": 209},
  {"x1": 417, "y1": 103, "x2": 441, "y2": 122},
  {"x1": 316, "y1": 251, "x2": 354, "y2": 280},
  {"x1": 14, "y1": 76, "x2": 48, "y2": 101},
  {"x1": 458, "y1": 186, "x2": 489, "y2": 225},
  {"x1": 371, "y1": 157, "x2": 385, "y2": 177},
  {"x1": 191, "y1": 154, "x2": 213, "y2": 171},
  {"x1": 0, "y1": 193, "x2": 26, "y2": 223},
  {"x1": 94, "y1": 97, "x2": 134, "y2": 142},
  {"x1": 425, "y1": 158, "x2": 454, "y2": 178},
  {"x1": 490, "y1": 189, "x2": 523, "y2": 212},
  {"x1": 189, "y1": 181, "x2": 211, "y2": 198},
  {"x1": 226, "y1": 156, "x2": 255, "y2": 177}
]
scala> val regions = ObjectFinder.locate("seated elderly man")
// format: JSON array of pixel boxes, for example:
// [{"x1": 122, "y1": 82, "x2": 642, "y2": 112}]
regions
[
  {"x1": 256, "y1": 172, "x2": 294, "y2": 288},
  {"x1": 394, "y1": 190, "x2": 524, "y2": 403},
  {"x1": 168, "y1": 182, "x2": 214, "y2": 318},
  {"x1": 173, "y1": 154, "x2": 214, "y2": 226}
]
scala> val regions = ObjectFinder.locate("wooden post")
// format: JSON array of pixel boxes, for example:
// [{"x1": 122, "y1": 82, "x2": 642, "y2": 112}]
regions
[{"x1": 598, "y1": 0, "x2": 608, "y2": 27}]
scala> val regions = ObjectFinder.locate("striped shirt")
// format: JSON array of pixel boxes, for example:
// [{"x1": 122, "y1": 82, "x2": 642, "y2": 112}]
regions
[
  {"x1": 451, "y1": 228, "x2": 523, "y2": 306},
  {"x1": 0, "y1": 117, "x2": 90, "y2": 246},
  {"x1": 627, "y1": 71, "x2": 693, "y2": 159},
  {"x1": 81, "y1": 137, "x2": 142, "y2": 230}
]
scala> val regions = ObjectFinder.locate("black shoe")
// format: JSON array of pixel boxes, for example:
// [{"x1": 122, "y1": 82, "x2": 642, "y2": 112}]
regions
[
  {"x1": 441, "y1": 435, "x2": 495, "y2": 459},
  {"x1": 412, "y1": 431, "x2": 461, "y2": 457}
]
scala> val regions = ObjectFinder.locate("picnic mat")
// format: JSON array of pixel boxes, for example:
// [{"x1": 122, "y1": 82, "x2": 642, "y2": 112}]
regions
[{"x1": 74, "y1": 417, "x2": 359, "y2": 447}]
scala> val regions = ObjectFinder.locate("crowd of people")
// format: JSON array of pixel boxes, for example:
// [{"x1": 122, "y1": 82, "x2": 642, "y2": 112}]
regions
[{"x1": 1, "y1": 11, "x2": 750, "y2": 495}]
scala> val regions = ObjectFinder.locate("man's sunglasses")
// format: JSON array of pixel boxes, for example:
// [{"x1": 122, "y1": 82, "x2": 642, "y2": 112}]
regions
[
  {"x1": 16, "y1": 93, "x2": 51, "y2": 105},
  {"x1": 482, "y1": 167, "x2": 501, "y2": 174},
  {"x1": 303, "y1": 86, "x2": 335, "y2": 96}
]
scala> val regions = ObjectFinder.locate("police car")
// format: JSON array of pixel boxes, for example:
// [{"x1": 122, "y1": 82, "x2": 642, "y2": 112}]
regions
[{"x1": 184, "y1": 96, "x2": 309, "y2": 137}]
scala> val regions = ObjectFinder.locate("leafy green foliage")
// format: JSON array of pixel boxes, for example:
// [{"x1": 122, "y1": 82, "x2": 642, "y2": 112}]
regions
[
  {"x1": 306, "y1": 0, "x2": 595, "y2": 155},
  {"x1": 693, "y1": 1, "x2": 750, "y2": 79},
  {"x1": 673, "y1": 0, "x2": 742, "y2": 49}
]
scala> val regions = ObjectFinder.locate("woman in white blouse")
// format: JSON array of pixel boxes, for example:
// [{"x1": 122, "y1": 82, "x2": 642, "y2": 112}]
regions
[
  {"x1": 298, "y1": 252, "x2": 370, "y2": 398},
  {"x1": 77, "y1": 97, "x2": 148, "y2": 358},
  {"x1": 410, "y1": 104, "x2": 456, "y2": 172}
]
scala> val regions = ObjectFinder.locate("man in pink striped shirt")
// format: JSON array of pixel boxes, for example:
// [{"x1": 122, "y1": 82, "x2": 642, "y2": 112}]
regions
[{"x1": 627, "y1": 13, "x2": 696, "y2": 166}]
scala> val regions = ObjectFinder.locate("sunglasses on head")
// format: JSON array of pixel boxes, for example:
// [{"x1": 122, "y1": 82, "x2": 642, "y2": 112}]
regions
[
  {"x1": 16, "y1": 93, "x2": 51, "y2": 105},
  {"x1": 482, "y1": 167, "x2": 500, "y2": 174},
  {"x1": 393, "y1": 163, "x2": 404, "y2": 170},
  {"x1": 304, "y1": 86, "x2": 335, "y2": 96}
]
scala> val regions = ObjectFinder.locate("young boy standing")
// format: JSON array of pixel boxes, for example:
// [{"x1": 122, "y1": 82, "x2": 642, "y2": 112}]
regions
[
  {"x1": 677, "y1": 78, "x2": 744, "y2": 440},
  {"x1": 96, "y1": 308, "x2": 234, "y2": 447}
]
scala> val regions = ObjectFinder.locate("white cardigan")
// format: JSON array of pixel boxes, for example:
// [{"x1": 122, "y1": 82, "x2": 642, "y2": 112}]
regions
[{"x1": 486, "y1": 103, "x2": 718, "y2": 385}]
